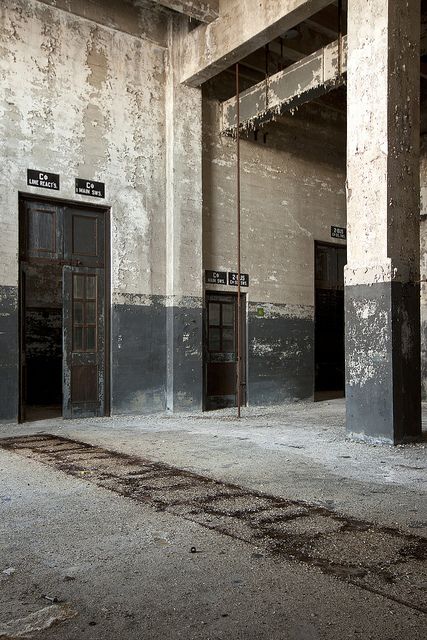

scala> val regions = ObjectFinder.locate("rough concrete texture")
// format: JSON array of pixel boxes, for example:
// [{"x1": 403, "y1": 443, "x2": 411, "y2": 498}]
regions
[
  {"x1": 221, "y1": 37, "x2": 347, "y2": 134},
  {"x1": 203, "y1": 98, "x2": 347, "y2": 307},
  {"x1": 345, "y1": 0, "x2": 421, "y2": 441},
  {"x1": 144, "y1": 0, "x2": 219, "y2": 23},
  {"x1": 0, "y1": 0, "x2": 167, "y2": 297},
  {"x1": 203, "y1": 93, "x2": 346, "y2": 402},
  {"x1": 346, "y1": 0, "x2": 420, "y2": 283},
  {"x1": 166, "y1": 16, "x2": 204, "y2": 410},
  {"x1": 180, "y1": 0, "x2": 333, "y2": 86},
  {"x1": 345, "y1": 282, "x2": 421, "y2": 444},
  {"x1": 0, "y1": 400, "x2": 426, "y2": 638}
]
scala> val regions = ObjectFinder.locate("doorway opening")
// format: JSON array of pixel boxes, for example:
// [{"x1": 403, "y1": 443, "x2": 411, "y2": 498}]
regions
[
  {"x1": 314, "y1": 241, "x2": 346, "y2": 401},
  {"x1": 19, "y1": 196, "x2": 109, "y2": 421},
  {"x1": 204, "y1": 291, "x2": 247, "y2": 410}
]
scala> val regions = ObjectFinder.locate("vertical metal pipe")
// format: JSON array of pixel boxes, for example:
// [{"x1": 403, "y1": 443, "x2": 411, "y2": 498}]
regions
[{"x1": 236, "y1": 62, "x2": 241, "y2": 419}]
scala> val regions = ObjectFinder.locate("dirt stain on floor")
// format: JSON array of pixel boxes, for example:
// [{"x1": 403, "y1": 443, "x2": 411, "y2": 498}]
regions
[{"x1": 1, "y1": 433, "x2": 425, "y2": 615}]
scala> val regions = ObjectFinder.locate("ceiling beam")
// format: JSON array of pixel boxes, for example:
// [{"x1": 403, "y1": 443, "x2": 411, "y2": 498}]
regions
[
  {"x1": 179, "y1": 0, "x2": 333, "y2": 86},
  {"x1": 150, "y1": 0, "x2": 219, "y2": 23},
  {"x1": 221, "y1": 36, "x2": 347, "y2": 134}
]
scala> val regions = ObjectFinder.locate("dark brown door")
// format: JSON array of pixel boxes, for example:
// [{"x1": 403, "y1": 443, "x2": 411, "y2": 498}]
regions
[
  {"x1": 315, "y1": 242, "x2": 346, "y2": 394},
  {"x1": 19, "y1": 198, "x2": 108, "y2": 421},
  {"x1": 62, "y1": 207, "x2": 106, "y2": 418},
  {"x1": 63, "y1": 266, "x2": 105, "y2": 418},
  {"x1": 64, "y1": 207, "x2": 105, "y2": 268},
  {"x1": 205, "y1": 292, "x2": 246, "y2": 410}
]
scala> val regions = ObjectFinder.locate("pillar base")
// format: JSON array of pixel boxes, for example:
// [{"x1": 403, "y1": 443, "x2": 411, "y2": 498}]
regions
[{"x1": 345, "y1": 281, "x2": 421, "y2": 445}]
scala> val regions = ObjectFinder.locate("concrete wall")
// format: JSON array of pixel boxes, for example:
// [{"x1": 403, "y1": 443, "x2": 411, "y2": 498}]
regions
[
  {"x1": 202, "y1": 94, "x2": 347, "y2": 404},
  {"x1": 0, "y1": 0, "x2": 169, "y2": 419}
]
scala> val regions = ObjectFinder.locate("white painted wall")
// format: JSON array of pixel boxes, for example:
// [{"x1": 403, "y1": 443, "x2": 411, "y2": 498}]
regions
[{"x1": 0, "y1": 0, "x2": 167, "y2": 303}]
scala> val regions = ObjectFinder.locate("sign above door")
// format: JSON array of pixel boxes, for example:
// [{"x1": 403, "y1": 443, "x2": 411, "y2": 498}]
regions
[
  {"x1": 205, "y1": 270, "x2": 227, "y2": 285},
  {"x1": 27, "y1": 169, "x2": 60, "y2": 191},
  {"x1": 75, "y1": 178, "x2": 105, "y2": 198},
  {"x1": 331, "y1": 225, "x2": 346, "y2": 240},
  {"x1": 228, "y1": 272, "x2": 249, "y2": 287}
]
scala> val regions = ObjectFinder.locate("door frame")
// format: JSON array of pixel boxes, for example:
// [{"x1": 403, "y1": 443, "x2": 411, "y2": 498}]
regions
[
  {"x1": 18, "y1": 192, "x2": 111, "y2": 422},
  {"x1": 203, "y1": 290, "x2": 248, "y2": 411}
]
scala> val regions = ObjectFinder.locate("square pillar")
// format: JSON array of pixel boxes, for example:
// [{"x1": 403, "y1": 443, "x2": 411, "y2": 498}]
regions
[
  {"x1": 345, "y1": 0, "x2": 421, "y2": 443},
  {"x1": 165, "y1": 16, "x2": 203, "y2": 411}
]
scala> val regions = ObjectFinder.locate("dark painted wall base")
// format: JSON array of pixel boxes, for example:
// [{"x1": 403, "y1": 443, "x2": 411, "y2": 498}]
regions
[
  {"x1": 345, "y1": 281, "x2": 421, "y2": 444},
  {"x1": 166, "y1": 303, "x2": 203, "y2": 412},
  {"x1": 0, "y1": 286, "x2": 18, "y2": 422},
  {"x1": 112, "y1": 298, "x2": 203, "y2": 415},
  {"x1": 112, "y1": 300, "x2": 167, "y2": 414},
  {"x1": 247, "y1": 303, "x2": 314, "y2": 405}
]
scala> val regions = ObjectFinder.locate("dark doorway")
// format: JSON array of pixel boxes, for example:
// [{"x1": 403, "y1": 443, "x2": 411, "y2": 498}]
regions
[
  {"x1": 19, "y1": 197, "x2": 109, "y2": 421},
  {"x1": 204, "y1": 292, "x2": 247, "y2": 410},
  {"x1": 314, "y1": 242, "x2": 346, "y2": 400}
]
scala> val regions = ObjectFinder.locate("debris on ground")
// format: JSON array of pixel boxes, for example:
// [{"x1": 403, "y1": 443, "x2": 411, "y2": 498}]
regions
[{"x1": 0, "y1": 603, "x2": 77, "y2": 639}]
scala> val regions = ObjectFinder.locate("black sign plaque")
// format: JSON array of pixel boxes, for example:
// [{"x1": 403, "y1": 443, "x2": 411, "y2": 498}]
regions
[
  {"x1": 27, "y1": 169, "x2": 59, "y2": 191},
  {"x1": 331, "y1": 225, "x2": 346, "y2": 240},
  {"x1": 228, "y1": 272, "x2": 249, "y2": 287},
  {"x1": 75, "y1": 178, "x2": 105, "y2": 198},
  {"x1": 205, "y1": 270, "x2": 227, "y2": 285}
]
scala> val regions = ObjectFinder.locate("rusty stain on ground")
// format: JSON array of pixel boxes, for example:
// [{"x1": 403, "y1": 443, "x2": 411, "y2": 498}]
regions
[{"x1": 0, "y1": 434, "x2": 425, "y2": 615}]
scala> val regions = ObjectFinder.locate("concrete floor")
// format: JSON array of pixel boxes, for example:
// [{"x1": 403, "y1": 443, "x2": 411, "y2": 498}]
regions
[{"x1": 0, "y1": 399, "x2": 426, "y2": 638}]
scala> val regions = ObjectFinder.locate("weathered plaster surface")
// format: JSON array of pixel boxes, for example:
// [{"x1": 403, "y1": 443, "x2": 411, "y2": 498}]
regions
[
  {"x1": 180, "y1": 0, "x2": 332, "y2": 86},
  {"x1": 345, "y1": 0, "x2": 421, "y2": 442},
  {"x1": 222, "y1": 37, "x2": 347, "y2": 134},
  {"x1": 142, "y1": 0, "x2": 219, "y2": 23},
  {"x1": 36, "y1": 0, "x2": 168, "y2": 45},
  {"x1": 165, "y1": 16, "x2": 204, "y2": 410},
  {"x1": 203, "y1": 89, "x2": 346, "y2": 403},
  {"x1": 0, "y1": 0, "x2": 167, "y2": 300},
  {"x1": 0, "y1": 0, "x2": 170, "y2": 418},
  {"x1": 203, "y1": 96, "x2": 347, "y2": 308},
  {"x1": 346, "y1": 0, "x2": 420, "y2": 285}
]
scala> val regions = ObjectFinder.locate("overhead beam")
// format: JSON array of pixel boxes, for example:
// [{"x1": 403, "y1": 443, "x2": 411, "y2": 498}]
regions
[
  {"x1": 151, "y1": 0, "x2": 219, "y2": 23},
  {"x1": 221, "y1": 36, "x2": 347, "y2": 134},
  {"x1": 179, "y1": 0, "x2": 333, "y2": 86}
]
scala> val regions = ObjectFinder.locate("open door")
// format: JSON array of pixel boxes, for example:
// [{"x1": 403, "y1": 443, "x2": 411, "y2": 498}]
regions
[
  {"x1": 63, "y1": 206, "x2": 106, "y2": 418},
  {"x1": 63, "y1": 266, "x2": 105, "y2": 418},
  {"x1": 19, "y1": 198, "x2": 108, "y2": 421},
  {"x1": 315, "y1": 242, "x2": 346, "y2": 398}
]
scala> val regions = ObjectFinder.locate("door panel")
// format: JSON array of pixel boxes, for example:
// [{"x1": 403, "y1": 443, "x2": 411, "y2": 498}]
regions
[
  {"x1": 64, "y1": 208, "x2": 105, "y2": 267},
  {"x1": 22, "y1": 201, "x2": 63, "y2": 262},
  {"x1": 63, "y1": 266, "x2": 105, "y2": 418},
  {"x1": 205, "y1": 293, "x2": 246, "y2": 410}
]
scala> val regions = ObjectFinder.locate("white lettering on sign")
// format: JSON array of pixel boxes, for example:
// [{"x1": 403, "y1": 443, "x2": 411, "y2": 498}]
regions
[
  {"x1": 27, "y1": 169, "x2": 59, "y2": 190},
  {"x1": 75, "y1": 178, "x2": 105, "y2": 198}
]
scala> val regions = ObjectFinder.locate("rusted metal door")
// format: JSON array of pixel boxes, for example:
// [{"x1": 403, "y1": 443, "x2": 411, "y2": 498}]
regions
[
  {"x1": 62, "y1": 207, "x2": 105, "y2": 418},
  {"x1": 205, "y1": 292, "x2": 246, "y2": 410}
]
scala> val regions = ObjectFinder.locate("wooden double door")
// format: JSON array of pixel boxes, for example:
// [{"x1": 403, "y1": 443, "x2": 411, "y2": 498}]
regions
[
  {"x1": 19, "y1": 198, "x2": 108, "y2": 420},
  {"x1": 204, "y1": 292, "x2": 246, "y2": 410}
]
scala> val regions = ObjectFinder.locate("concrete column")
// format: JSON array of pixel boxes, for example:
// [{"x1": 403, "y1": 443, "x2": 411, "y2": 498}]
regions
[
  {"x1": 165, "y1": 16, "x2": 203, "y2": 411},
  {"x1": 345, "y1": 0, "x2": 421, "y2": 443}
]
